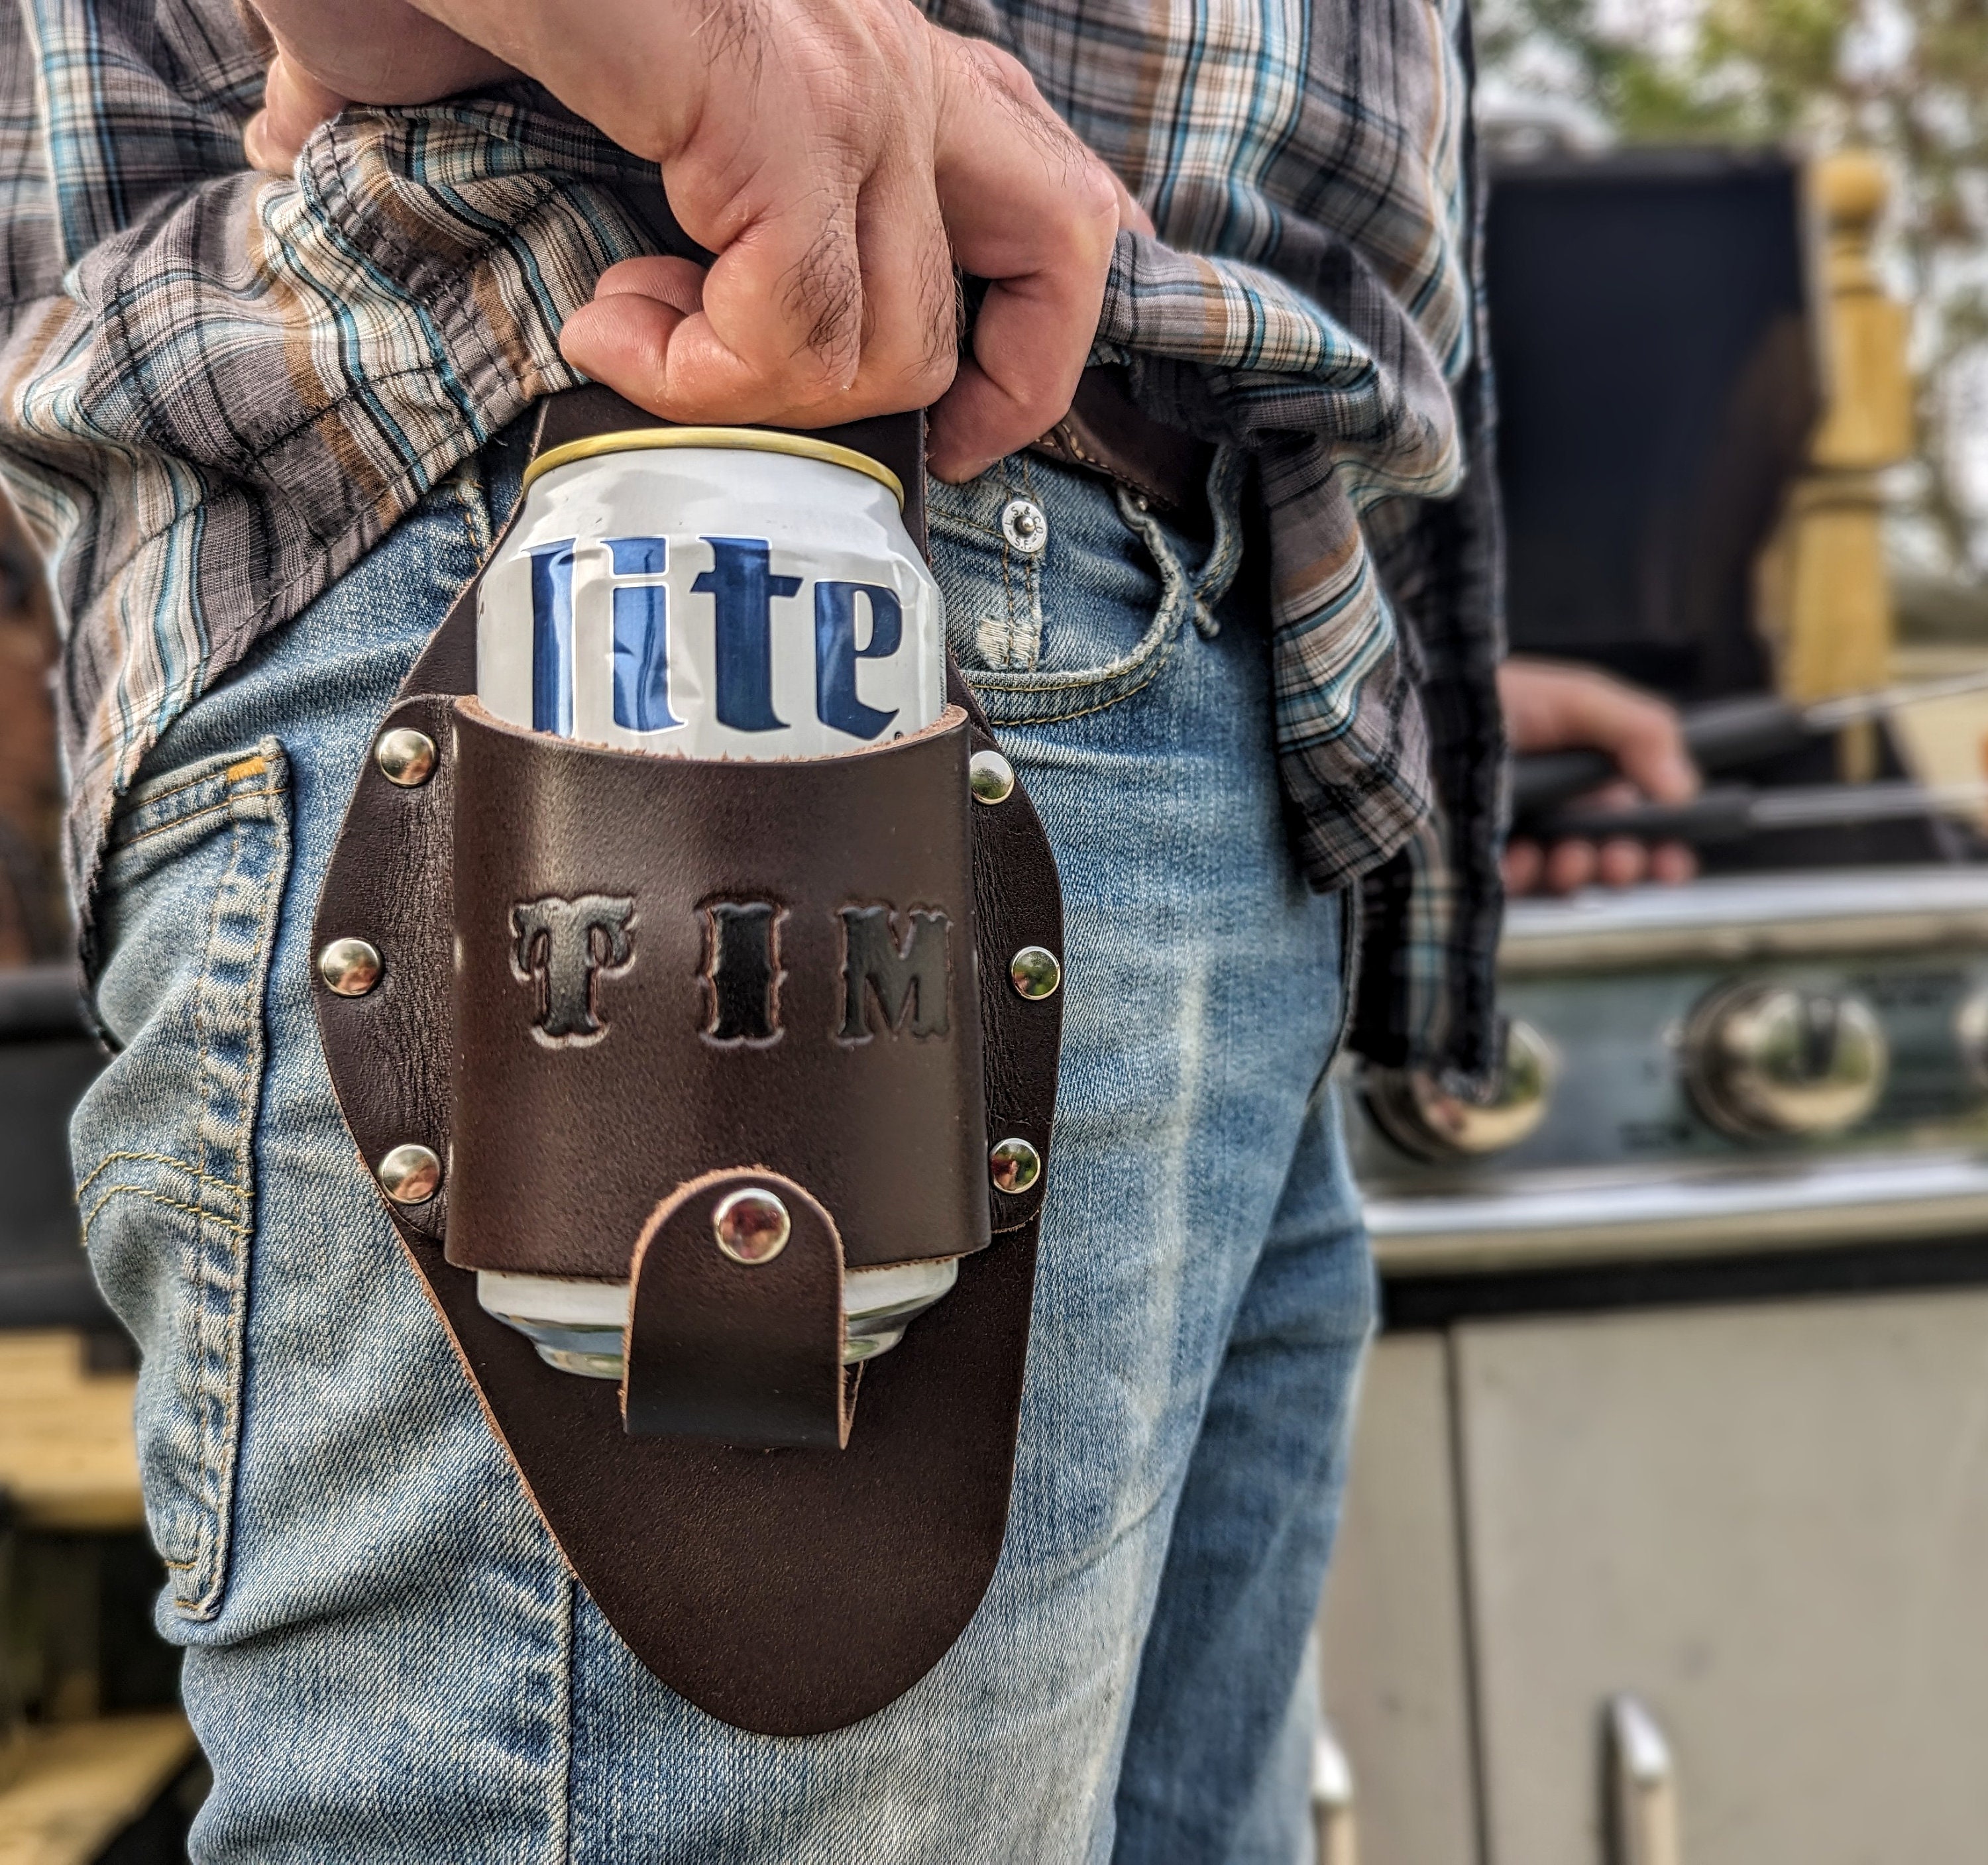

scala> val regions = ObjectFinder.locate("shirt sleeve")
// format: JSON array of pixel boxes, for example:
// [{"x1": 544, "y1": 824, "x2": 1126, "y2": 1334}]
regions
[{"x1": 0, "y1": 78, "x2": 659, "y2": 922}]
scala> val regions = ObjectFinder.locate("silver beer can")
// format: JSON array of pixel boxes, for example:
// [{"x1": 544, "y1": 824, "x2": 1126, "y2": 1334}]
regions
[
  {"x1": 476, "y1": 427, "x2": 945, "y2": 756},
  {"x1": 472, "y1": 427, "x2": 956, "y2": 1379}
]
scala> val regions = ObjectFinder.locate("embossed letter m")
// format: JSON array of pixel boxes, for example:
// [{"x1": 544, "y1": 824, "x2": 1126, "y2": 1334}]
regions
[
  {"x1": 838, "y1": 906, "x2": 950, "y2": 1041},
  {"x1": 511, "y1": 894, "x2": 637, "y2": 1044}
]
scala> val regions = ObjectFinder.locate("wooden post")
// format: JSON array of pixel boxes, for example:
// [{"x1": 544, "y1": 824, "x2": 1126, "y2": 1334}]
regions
[{"x1": 1756, "y1": 152, "x2": 1914, "y2": 778}]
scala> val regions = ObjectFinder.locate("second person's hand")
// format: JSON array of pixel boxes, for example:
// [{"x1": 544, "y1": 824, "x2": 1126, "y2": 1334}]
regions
[{"x1": 1499, "y1": 657, "x2": 1700, "y2": 895}]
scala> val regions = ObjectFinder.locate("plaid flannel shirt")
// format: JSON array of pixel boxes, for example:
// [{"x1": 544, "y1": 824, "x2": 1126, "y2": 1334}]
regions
[{"x1": 0, "y1": 0, "x2": 1506, "y2": 1088}]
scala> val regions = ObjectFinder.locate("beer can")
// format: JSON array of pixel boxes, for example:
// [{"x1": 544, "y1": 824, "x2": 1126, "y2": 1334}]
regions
[
  {"x1": 476, "y1": 427, "x2": 945, "y2": 757},
  {"x1": 471, "y1": 427, "x2": 955, "y2": 1379}
]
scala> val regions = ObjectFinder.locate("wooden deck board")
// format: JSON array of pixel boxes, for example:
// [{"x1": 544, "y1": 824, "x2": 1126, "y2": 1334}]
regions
[
  {"x1": 0, "y1": 1715, "x2": 193, "y2": 1865},
  {"x1": 0, "y1": 1332, "x2": 142, "y2": 1532}
]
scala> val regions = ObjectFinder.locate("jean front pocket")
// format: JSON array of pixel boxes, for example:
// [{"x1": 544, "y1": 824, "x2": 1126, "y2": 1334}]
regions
[
  {"x1": 74, "y1": 741, "x2": 292, "y2": 1619},
  {"x1": 928, "y1": 449, "x2": 1248, "y2": 731}
]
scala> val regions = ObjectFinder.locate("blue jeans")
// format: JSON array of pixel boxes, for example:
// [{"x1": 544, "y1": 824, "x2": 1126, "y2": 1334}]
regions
[{"x1": 74, "y1": 433, "x2": 1372, "y2": 1863}]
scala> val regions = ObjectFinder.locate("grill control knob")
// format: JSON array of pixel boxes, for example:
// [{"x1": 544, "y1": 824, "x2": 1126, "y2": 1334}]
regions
[
  {"x1": 1363, "y1": 1018, "x2": 1557, "y2": 1159},
  {"x1": 1683, "y1": 982, "x2": 1886, "y2": 1139}
]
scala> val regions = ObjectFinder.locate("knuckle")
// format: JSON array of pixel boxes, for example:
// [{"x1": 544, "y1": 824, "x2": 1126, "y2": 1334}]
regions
[
  {"x1": 1071, "y1": 162, "x2": 1123, "y2": 236},
  {"x1": 859, "y1": 318, "x2": 958, "y2": 412},
  {"x1": 905, "y1": 347, "x2": 960, "y2": 404},
  {"x1": 918, "y1": 243, "x2": 965, "y2": 358},
  {"x1": 775, "y1": 210, "x2": 864, "y2": 363},
  {"x1": 974, "y1": 41, "x2": 1034, "y2": 94}
]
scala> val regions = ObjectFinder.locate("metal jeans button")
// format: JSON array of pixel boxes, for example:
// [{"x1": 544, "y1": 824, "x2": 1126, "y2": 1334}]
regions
[{"x1": 1000, "y1": 498, "x2": 1048, "y2": 556}]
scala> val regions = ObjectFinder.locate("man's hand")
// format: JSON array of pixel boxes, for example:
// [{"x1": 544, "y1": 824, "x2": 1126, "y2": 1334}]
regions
[
  {"x1": 243, "y1": 0, "x2": 1122, "y2": 482},
  {"x1": 1499, "y1": 658, "x2": 1699, "y2": 895}
]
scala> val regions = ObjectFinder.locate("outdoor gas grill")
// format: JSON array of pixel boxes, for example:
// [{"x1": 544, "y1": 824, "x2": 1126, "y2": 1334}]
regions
[
  {"x1": 1319, "y1": 869, "x2": 1988, "y2": 1865},
  {"x1": 1311, "y1": 149, "x2": 1988, "y2": 1865}
]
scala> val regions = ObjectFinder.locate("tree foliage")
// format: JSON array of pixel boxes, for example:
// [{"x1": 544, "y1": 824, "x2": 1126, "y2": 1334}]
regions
[{"x1": 1481, "y1": 0, "x2": 1988, "y2": 574}]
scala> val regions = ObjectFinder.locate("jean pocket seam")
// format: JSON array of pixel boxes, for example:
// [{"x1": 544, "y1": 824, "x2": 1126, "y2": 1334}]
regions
[
  {"x1": 109, "y1": 787, "x2": 284, "y2": 853},
  {"x1": 93, "y1": 742, "x2": 291, "y2": 1619},
  {"x1": 80, "y1": 1183, "x2": 247, "y2": 1244},
  {"x1": 180, "y1": 752, "x2": 289, "y2": 1618},
  {"x1": 960, "y1": 574, "x2": 1193, "y2": 724},
  {"x1": 965, "y1": 633, "x2": 1179, "y2": 726},
  {"x1": 74, "y1": 1149, "x2": 205, "y2": 1201},
  {"x1": 104, "y1": 765, "x2": 217, "y2": 820}
]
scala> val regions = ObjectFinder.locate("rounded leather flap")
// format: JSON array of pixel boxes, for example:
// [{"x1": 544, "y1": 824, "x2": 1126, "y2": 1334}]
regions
[{"x1": 624, "y1": 1167, "x2": 850, "y2": 1448}]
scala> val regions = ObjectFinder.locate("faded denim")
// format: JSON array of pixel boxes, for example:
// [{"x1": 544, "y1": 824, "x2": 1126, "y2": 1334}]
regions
[{"x1": 74, "y1": 433, "x2": 1373, "y2": 1864}]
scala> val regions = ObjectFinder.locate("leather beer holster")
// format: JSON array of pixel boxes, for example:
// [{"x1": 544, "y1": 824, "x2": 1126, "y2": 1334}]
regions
[{"x1": 312, "y1": 386, "x2": 1064, "y2": 1735}]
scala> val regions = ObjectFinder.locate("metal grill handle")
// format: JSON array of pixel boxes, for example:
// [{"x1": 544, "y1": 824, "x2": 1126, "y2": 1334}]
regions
[
  {"x1": 1606, "y1": 1693, "x2": 1682, "y2": 1865},
  {"x1": 1311, "y1": 1721, "x2": 1359, "y2": 1865}
]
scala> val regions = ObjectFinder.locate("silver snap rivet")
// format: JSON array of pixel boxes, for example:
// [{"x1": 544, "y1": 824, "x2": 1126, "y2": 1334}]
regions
[
  {"x1": 375, "y1": 727, "x2": 437, "y2": 787},
  {"x1": 376, "y1": 1143, "x2": 442, "y2": 1204},
  {"x1": 1009, "y1": 945, "x2": 1061, "y2": 1000},
  {"x1": 969, "y1": 748, "x2": 1016, "y2": 805},
  {"x1": 1000, "y1": 498, "x2": 1048, "y2": 557},
  {"x1": 989, "y1": 1136, "x2": 1042, "y2": 1195},
  {"x1": 317, "y1": 937, "x2": 382, "y2": 997},
  {"x1": 713, "y1": 1186, "x2": 791, "y2": 1265}
]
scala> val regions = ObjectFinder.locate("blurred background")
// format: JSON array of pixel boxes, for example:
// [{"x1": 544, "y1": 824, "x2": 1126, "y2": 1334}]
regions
[
  {"x1": 0, "y1": 511, "x2": 205, "y2": 1850},
  {"x1": 1313, "y1": 8, "x2": 1988, "y2": 1865},
  {"x1": 1481, "y1": 0, "x2": 1988, "y2": 618}
]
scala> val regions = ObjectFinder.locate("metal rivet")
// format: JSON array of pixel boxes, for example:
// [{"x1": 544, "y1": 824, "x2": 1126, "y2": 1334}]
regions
[
  {"x1": 317, "y1": 937, "x2": 382, "y2": 997},
  {"x1": 376, "y1": 1143, "x2": 441, "y2": 1204},
  {"x1": 989, "y1": 1136, "x2": 1042, "y2": 1195},
  {"x1": 969, "y1": 748, "x2": 1016, "y2": 805},
  {"x1": 1009, "y1": 945, "x2": 1061, "y2": 1000},
  {"x1": 713, "y1": 1186, "x2": 791, "y2": 1265},
  {"x1": 1000, "y1": 498, "x2": 1048, "y2": 557},
  {"x1": 375, "y1": 727, "x2": 437, "y2": 787}
]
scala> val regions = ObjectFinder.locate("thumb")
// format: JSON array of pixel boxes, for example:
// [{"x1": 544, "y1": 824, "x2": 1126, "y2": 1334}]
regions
[
  {"x1": 244, "y1": 52, "x2": 345, "y2": 174},
  {"x1": 558, "y1": 258, "x2": 712, "y2": 413}
]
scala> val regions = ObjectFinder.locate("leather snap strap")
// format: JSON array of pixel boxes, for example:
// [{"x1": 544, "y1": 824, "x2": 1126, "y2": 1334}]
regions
[{"x1": 625, "y1": 1168, "x2": 852, "y2": 1448}]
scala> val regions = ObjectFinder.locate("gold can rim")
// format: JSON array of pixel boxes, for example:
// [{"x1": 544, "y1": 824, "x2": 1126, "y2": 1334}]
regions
[{"x1": 520, "y1": 426, "x2": 906, "y2": 506}]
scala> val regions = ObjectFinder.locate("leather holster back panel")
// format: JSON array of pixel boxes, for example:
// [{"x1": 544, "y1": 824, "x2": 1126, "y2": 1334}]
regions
[{"x1": 311, "y1": 391, "x2": 1065, "y2": 1734}]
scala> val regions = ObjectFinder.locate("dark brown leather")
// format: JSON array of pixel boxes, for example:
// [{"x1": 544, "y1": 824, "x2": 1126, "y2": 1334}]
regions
[
  {"x1": 534, "y1": 385, "x2": 930, "y2": 557},
  {"x1": 311, "y1": 395, "x2": 1066, "y2": 1734},
  {"x1": 448, "y1": 701, "x2": 988, "y2": 1279},
  {"x1": 309, "y1": 689, "x2": 460, "y2": 1249},
  {"x1": 1030, "y1": 364, "x2": 1213, "y2": 521},
  {"x1": 966, "y1": 718, "x2": 1061, "y2": 1230},
  {"x1": 624, "y1": 1168, "x2": 850, "y2": 1448}
]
